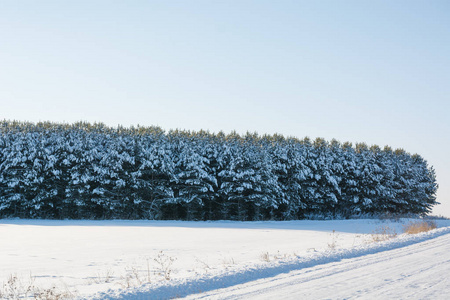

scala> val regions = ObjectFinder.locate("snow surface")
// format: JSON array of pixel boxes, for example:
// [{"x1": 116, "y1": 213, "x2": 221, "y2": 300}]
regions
[
  {"x1": 183, "y1": 229, "x2": 450, "y2": 300},
  {"x1": 1, "y1": 219, "x2": 449, "y2": 299}
]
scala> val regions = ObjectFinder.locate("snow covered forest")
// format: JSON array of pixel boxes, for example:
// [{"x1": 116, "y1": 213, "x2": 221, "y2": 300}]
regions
[{"x1": 0, "y1": 121, "x2": 438, "y2": 220}]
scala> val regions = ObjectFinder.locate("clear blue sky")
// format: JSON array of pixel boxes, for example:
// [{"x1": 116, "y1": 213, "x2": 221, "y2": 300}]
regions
[{"x1": 1, "y1": 1, "x2": 449, "y2": 216}]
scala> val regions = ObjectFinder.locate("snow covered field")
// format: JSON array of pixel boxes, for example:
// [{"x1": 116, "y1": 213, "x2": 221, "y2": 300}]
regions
[{"x1": 1, "y1": 218, "x2": 449, "y2": 299}]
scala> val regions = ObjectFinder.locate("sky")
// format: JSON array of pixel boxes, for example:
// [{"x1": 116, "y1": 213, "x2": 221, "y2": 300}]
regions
[{"x1": 1, "y1": 1, "x2": 449, "y2": 216}]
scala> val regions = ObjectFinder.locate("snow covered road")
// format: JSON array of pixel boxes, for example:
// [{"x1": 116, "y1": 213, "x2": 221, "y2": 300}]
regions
[{"x1": 186, "y1": 232, "x2": 450, "y2": 300}]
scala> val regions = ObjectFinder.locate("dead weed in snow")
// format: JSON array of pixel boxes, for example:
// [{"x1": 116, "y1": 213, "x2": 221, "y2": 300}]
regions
[{"x1": 403, "y1": 220, "x2": 437, "y2": 234}]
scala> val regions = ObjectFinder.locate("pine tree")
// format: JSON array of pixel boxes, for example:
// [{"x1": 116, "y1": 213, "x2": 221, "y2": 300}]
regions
[{"x1": 0, "y1": 120, "x2": 440, "y2": 220}]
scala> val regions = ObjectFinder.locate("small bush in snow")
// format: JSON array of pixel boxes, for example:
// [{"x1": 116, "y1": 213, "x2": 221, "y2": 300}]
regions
[{"x1": 371, "y1": 226, "x2": 397, "y2": 242}]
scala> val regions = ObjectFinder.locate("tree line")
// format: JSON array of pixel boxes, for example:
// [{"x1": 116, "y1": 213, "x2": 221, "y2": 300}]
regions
[{"x1": 0, "y1": 120, "x2": 438, "y2": 220}]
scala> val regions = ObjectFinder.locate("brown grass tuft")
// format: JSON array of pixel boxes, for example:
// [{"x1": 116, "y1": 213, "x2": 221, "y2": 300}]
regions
[{"x1": 403, "y1": 220, "x2": 437, "y2": 234}]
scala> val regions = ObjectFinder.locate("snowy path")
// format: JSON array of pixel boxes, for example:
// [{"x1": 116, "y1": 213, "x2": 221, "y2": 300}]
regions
[{"x1": 185, "y1": 232, "x2": 450, "y2": 299}]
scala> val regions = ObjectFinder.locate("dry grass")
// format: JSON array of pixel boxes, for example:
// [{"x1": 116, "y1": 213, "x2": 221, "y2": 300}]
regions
[
  {"x1": 327, "y1": 230, "x2": 338, "y2": 250},
  {"x1": 0, "y1": 273, "x2": 75, "y2": 300},
  {"x1": 403, "y1": 220, "x2": 437, "y2": 234},
  {"x1": 260, "y1": 252, "x2": 270, "y2": 262},
  {"x1": 153, "y1": 251, "x2": 176, "y2": 281},
  {"x1": 371, "y1": 226, "x2": 397, "y2": 242}
]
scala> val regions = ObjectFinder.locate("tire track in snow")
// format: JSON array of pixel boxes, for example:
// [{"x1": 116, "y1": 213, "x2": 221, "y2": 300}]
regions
[
  {"x1": 188, "y1": 231, "x2": 450, "y2": 299},
  {"x1": 101, "y1": 226, "x2": 450, "y2": 300}
]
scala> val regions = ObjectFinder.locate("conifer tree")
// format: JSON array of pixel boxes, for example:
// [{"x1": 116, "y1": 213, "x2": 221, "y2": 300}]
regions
[{"x1": 0, "y1": 120, "x2": 440, "y2": 220}]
